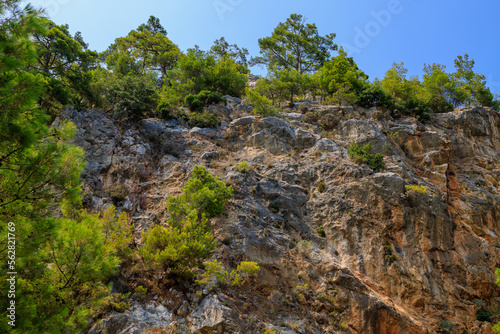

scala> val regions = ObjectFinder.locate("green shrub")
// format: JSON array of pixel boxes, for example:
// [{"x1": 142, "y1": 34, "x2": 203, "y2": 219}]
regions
[
  {"x1": 196, "y1": 260, "x2": 243, "y2": 290},
  {"x1": 317, "y1": 181, "x2": 326, "y2": 193},
  {"x1": 237, "y1": 261, "x2": 261, "y2": 277},
  {"x1": 317, "y1": 228, "x2": 326, "y2": 238},
  {"x1": 395, "y1": 96, "x2": 431, "y2": 120},
  {"x1": 157, "y1": 100, "x2": 176, "y2": 119},
  {"x1": 246, "y1": 88, "x2": 278, "y2": 116},
  {"x1": 196, "y1": 260, "x2": 260, "y2": 290},
  {"x1": 236, "y1": 161, "x2": 250, "y2": 173},
  {"x1": 185, "y1": 90, "x2": 225, "y2": 112},
  {"x1": 139, "y1": 210, "x2": 217, "y2": 279},
  {"x1": 356, "y1": 84, "x2": 394, "y2": 109},
  {"x1": 188, "y1": 111, "x2": 221, "y2": 128},
  {"x1": 167, "y1": 165, "x2": 234, "y2": 223},
  {"x1": 105, "y1": 74, "x2": 158, "y2": 120},
  {"x1": 347, "y1": 141, "x2": 385, "y2": 170}
]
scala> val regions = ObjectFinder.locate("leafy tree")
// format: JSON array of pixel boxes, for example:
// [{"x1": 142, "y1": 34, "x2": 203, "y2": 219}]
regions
[
  {"x1": 313, "y1": 47, "x2": 368, "y2": 103},
  {"x1": 103, "y1": 72, "x2": 158, "y2": 119},
  {"x1": 141, "y1": 166, "x2": 233, "y2": 280},
  {"x1": 210, "y1": 36, "x2": 249, "y2": 66},
  {"x1": 252, "y1": 13, "x2": 337, "y2": 74},
  {"x1": 139, "y1": 210, "x2": 217, "y2": 279},
  {"x1": 107, "y1": 19, "x2": 179, "y2": 83},
  {"x1": 246, "y1": 87, "x2": 278, "y2": 116},
  {"x1": 450, "y1": 54, "x2": 498, "y2": 109},
  {"x1": 0, "y1": 3, "x2": 126, "y2": 332},
  {"x1": 381, "y1": 62, "x2": 423, "y2": 102},
  {"x1": 421, "y1": 63, "x2": 454, "y2": 112},
  {"x1": 30, "y1": 19, "x2": 99, "y2": 114},
  {"x1": 167, "y1": 165, "x2": 234, "y2": 224},
  {"x1": 356, "y1": 83, "x2": 394, "y2": 109},
  {"x1": 137, "y1": 15, "x2": 167, "y2": 35}
]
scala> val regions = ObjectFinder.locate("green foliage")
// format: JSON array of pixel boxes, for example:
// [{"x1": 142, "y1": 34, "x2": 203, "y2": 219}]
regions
[
  {"x1": 317, "y1": 228, "x2": 326, "y2": 238},
  {"x1": 188, "y1": 111, "x2": 221, "y2": 128},
  {"x1": 356, "y1": 83, "x2": 394, "y2": 109},
  {"x1": 383, "y1": 244, "x2": 397, "y2": 264},
  {"x1": 317, "y1": 181, "x2": 326, "y2": 193},
  {"x1": 252, "y1": 13, "x2": 337, "y2": 74},
  {"x1": 476, "y1": 307, "x2": 493, "y2": 322},
  {"x1": 439, "y1": 320, "x2": 454, "y2": 332},
  {"x1": 313, "y1": 47, "x2": 368, "y2": 103},
  {"x1": 31, "y1": 19, "x2": 99, "y2": 115},
  {"x1": 210, "y1": 36, "x2": 249, "y2": 66},
  {"x1": 347, "y1": 142, "x2": 385, "y2": 170},
  {"x1": 140, "y1": 210, "x2": 217, "y2": 279},
  {"x1": 236, "y1": 161, "x2": 251, "y2": 173},
  {"x1": 166, "y1": 166, "x2": 234, "y2": 223},
  {"x1": 246, "y1": 88, "x2": 278, "y2": 116},
  {"x1": 270, "y1": 203, "x2": 280, "y2": 214},
  {"x1": 394, "y1": 95, "x2": 431, "y2": 120},
  {"x1": 196, "y1": 260, "x2": 243, "y2": 290},
  {"x1": 237, "y1": 261, "x2": 261, "y2": 277},
  {"x1": 105, "y1": 17, "x2": 179, "y2": 83},
  {"x1": 185, "y1": 90, "x2": 225, "y2": 111},
  {"x1": 103, "y1": 73, "x2": 158, "y2": 119},
  {"x1": 422, "y1": 63, "x2": 454, "y2": 112},
  {"x1": 263, "y1": 328, "x2": 277, "y2": 334},
  {"x1": 167, "y1": 48, "x2": 248, "y2": 102},
  {"x1": 156, "y1": 100, "x2": 176, "y2": 119}
]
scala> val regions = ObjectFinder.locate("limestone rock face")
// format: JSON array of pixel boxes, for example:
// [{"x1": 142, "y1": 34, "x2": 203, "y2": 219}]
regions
[
  {"x1": 248, "y1": 117, "x2": 297, "y2": 154},
  {"x1": 65, "y1": 104, "x2": 500, "y2": 334}
]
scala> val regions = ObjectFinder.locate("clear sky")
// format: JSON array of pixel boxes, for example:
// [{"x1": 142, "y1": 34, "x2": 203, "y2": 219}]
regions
[{"x1": 29, "y1": 0, "x2": 500, "y2": 94}]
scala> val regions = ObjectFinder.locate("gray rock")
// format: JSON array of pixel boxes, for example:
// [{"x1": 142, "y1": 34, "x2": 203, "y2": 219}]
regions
[
  {"x1": 229, "y1": 116, "x2": 257, "y2": 127},
  {"x1": 189, "y1": 127, "x2": 219, "y2": 138},
  {"x1": 222, "y1": 95, "x2": 241, "y2": 109},
  {"x1": 248, "y1": 117, "x2": 296, "y2": 155},
  {"x1": 140, "y1": 118, "x2": 167, "y2": 136},
  {"x1": 286, "y1": 112, "x2": 305, "y2": 121},
  {"x1": 312, "y1": 138, "x2": 345, "y2": 157},
  {"x1": 201, "y1": 151, "x2": 220, "y2": 160},
  {"x1": 88, "y1": 302, "x2": 173, "y2": 334},
  {"x1": 189, "y1": 295, "x2": 231, "y2": 333},
  {"x1": 294, "y1": 128, "x2": 320, "y2": 149}
]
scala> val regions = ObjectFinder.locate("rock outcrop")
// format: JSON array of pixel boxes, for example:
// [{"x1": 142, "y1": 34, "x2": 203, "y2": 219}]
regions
[{"x1": 59, "y1": 103, "x2": 500, "y2": 334}]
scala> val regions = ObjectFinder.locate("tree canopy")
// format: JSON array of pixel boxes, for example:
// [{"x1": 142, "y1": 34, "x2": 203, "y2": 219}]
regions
[{"x1": 252, "y1": 13, "x2": 338, "y2": 74}]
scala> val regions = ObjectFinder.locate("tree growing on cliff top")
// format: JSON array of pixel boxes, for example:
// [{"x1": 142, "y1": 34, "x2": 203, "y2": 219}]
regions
[{"x1": 252, "y1": 13, "x2": 338, "y2": 74}]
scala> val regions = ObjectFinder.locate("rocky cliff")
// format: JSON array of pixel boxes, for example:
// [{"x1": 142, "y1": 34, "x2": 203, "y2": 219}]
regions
[{"x1": 58, "y1": 101, "x2": 500, "y2": 334}]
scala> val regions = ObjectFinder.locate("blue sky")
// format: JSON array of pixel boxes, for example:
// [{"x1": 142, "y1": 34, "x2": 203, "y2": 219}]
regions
[{"x1": 30, "y1": 0, "x2": 500, "y2": 94}]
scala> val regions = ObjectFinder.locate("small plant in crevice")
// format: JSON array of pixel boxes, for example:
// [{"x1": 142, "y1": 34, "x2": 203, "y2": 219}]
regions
[
  {"x1": 317, "y1": 181, "x2": 326, "y2": 193},
  {"x1": 475, "y1": 299, "x2": 494, "y2": 322},
  {"x1": 383, "y1": 243, "x2": 397, "y2": 265},
  {"x1": 270, "y1": 203, "x2": 280, "y2": 214},
  {"x1": 317, "y1": 228, "x2": 326, "y2": 238},
  {"x1": 347, "y1": 141, "x2": 384, "y2": 170},
  {"x1": 405, "y1": 184, "x2": 427, "y2": 196},
  {"x1": 196, "y1": 260, "x2": 260, "y2": 291},
  {"x1": 235, "y1": 161, "x2": 251, "y2": 173},
  {"x1": 439, "y1": 320, "x2": 454, "y2": 332}
]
